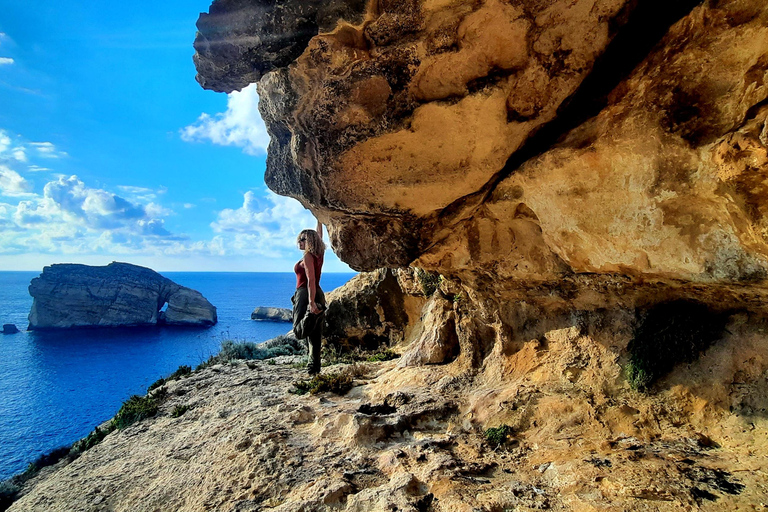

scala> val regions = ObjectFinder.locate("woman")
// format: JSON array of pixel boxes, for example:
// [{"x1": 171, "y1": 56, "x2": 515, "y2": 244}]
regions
[{"x1": 292, "y1": 219, "x2": 326, "y2": 375}]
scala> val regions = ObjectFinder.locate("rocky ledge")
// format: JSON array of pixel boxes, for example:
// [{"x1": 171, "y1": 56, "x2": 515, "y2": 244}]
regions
[
  {"x1": 7, "y1": 336, "x2": 768, "y2": 511},
  {"x1": 27, "y1": 262, "x2": 217, "y2": 330}
]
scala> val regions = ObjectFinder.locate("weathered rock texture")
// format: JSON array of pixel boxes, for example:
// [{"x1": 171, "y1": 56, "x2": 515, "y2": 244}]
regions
[
  {"x1": 324, "y1": 268, "x2": 427, "y2": 350},
  {"x1": 251, "y1": 307, "x2": 293, "y2": 322},
  {"x1": 188, "y1": 3, "x2": 768, "y2": 507},
  {"x1": 27, "y1": 262, "x2": 217, "y2": 330},
  {"x1": 195, "y1": 0, "x2": 768, "y2": 295}
]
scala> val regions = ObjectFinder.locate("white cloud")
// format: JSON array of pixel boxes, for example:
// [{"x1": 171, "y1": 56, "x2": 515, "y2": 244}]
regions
[
  {"x1": 0, "y1": 165, "x2": 34, "y2": 197},
  {"x1": 30, "y1": 142, "x2": 68, "y2": 159},
  {"x1": 180, "y1": 83, "x2": 269, "y2": 155},
  {"x1": 12, "y1": 146, "x2": 27, "y2": 162},
  {"x1": 210, "y1": 190, "x2": 316, "y2": 258},
  {"x1": 0, "y1": 57, "x2": 13, "y2": 66},
  {"x1": 5, "y1": 174, "x2": 197, "y2": 262},
  {"x1": 116, "y1": 185, "x2": 166, "y2": 203},
  {"x1": 183, "y1": 203, "x2": 195, "y2": 209},
  {"x1": 27, "y1": 165, "x2": 51, "y2": 172},
  {"x1": 145, "y1": 202, "x2": 173, "y2": 218},
  {"x1": 0, "y1": 131, "x2": 10, "y2": 153}
]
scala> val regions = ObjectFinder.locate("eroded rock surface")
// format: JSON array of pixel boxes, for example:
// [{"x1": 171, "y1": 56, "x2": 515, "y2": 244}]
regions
[
  {"x1": 27, "y1": 262, "x2": 217, "y2": 329},
  {"x1": 324, "y1": 268, "x2": 426, "y2": 350},
  {"x1": 194, "y1": 0, "x2": 768, "y2": 300}
]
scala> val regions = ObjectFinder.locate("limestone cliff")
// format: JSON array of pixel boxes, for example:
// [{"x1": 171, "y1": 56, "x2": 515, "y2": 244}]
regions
[
  {"x1": 193, "y1": 0, "x2": 768, "y2": 364},
  {"x1": 194, "y1": 0, "x2": 768, "y2": 294},
  {"x1": 28, "y1": 262, "x2": 217, "y2": 329}
]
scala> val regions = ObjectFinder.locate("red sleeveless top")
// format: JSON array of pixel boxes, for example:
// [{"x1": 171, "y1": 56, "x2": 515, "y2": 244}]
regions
[{"x1": 294, "y1": 253, "x2": 323, "y2": 289}]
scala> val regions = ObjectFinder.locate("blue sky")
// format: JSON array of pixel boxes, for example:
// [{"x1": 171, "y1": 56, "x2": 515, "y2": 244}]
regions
[{"x1": 0, "y1": 0, "x2": 351, "y2": 272}]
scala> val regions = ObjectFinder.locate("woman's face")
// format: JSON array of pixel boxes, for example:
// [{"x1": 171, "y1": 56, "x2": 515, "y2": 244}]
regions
[{"x1": 297, "y1": 233, "x2": 307, "y2": 251}]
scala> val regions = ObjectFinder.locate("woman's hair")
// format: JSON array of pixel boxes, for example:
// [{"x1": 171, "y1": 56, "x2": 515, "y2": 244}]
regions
[{"x1": 297, "y1": 229, "x2": 325, "y2": 257}]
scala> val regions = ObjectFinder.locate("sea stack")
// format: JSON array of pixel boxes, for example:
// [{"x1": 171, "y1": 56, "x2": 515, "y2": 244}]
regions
[
  {"x1": 2, "y1": 324, "x2": 19, "y2": 334},
  {"x1": 27, "y1": 262, "x2": 217, "y2": 330},
  {"x1": 250, "y1": 307, "x2": 293, "y2": 322}
]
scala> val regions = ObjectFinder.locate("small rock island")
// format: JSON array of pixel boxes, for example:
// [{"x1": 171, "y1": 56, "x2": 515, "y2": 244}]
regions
[
  {"x1": 28, "y1": 262, "x2": 217, "y2": 330},
  {"x1": 250, "y1": 306, "x2": 292, "y2": 322}
]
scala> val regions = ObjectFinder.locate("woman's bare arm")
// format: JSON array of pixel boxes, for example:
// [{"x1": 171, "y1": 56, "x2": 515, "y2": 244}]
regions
[
  {"x1": 316, "y1": 219, "x2": 323, "y2": 241},
  {"x1": 303, "y1": 252, "x2": 320, "y2": 314}
]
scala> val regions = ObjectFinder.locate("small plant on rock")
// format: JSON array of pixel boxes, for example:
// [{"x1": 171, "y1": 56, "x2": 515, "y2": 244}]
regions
[
  {"x1": 148, "y1": 364, "x2": 193, "y2": 392},
  {"x1": 112, "y1": 395, "x2": 158, "y2": 429},
  {"x1": 291, "y1": 372, "x2": 354, "y2": 396},
  {"x1": 484, "y1": 424, "x2": 514, "y2": 447},
  {"x1": 71, "y1": 424, "x2": 115, "y2": 454},
  {"x1": 171, "y1": 405, "x2": 191, "y2": 418},
  {"x1": 20, "y1": 446, "x2": 71, "y2": 479},
  {"x1": 415, "y1": 268, "x2": 442, "y2": 297},
  {"x1": 366, "y1": 349, "x2": 399, "y2": 362}
]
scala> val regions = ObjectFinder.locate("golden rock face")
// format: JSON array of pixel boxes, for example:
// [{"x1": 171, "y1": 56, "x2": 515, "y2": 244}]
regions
[{"x1": 195, "y1": 0, "x2": 768, "y2": 293}]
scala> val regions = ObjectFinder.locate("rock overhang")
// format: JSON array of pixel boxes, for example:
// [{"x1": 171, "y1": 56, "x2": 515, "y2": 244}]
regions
[{"x1": 193, "y1": 0, "x2": 768, "y2": 300}]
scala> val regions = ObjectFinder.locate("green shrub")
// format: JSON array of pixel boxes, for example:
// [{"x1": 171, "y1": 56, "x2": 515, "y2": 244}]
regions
[
  {"x1": 170, "y1": 365, "x2": 192, "y2": 379},
  {"x1": 415, "y1": 268, "x2": 442, "y2": 297},
  {"x1": 321, "y1": 345, "x2": 358, "y2": 366},
  {"x1": 198, "y1": 338, "x2": 304, "y2": 369},
  {"x1": 484, "y1": 424, "x2": 514, "y2": 447},
  {"x1": 366, "y1": 349, "x2": 399, "y2": 362},
  {"x1": 112, "y1": 395, "x2": 158, "y2": 430},
  {"x1": 292, "y1": 372, "x2": 353, "y2": 396},
  {"x1": 71, "y1": 424, "x2": 115, "y2": 454},
  {"x1": 171, "y1": 405, "x2": 191, "y2": 418},
  {"x1": 148, "y1": 364, "x2": 193, "y2": 392},
  {"x1": 18, "y1": 446, "x2": 71, "y2": 479},
  {"x1": 626, "y1": 300, "x2": 727, "y2": 391},
  {"x1": 147, "y1": 377, "x2": 166, "y2": 392}
]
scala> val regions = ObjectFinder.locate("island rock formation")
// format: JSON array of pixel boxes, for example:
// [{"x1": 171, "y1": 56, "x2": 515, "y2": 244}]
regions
[
  {"x1": 2, "y1": 324, "x2": 19, "y2": 335},
  {"x1": 251, "y1": 307, "x2": 293, "y2": 322},
  {"x1": 27, "y1": 262, "x2": 217, "y2": 330}
]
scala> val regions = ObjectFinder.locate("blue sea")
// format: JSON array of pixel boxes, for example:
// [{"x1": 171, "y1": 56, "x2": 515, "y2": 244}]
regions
[{"x1": 0, "y1": 271, "x2": 355, "y2": 481}]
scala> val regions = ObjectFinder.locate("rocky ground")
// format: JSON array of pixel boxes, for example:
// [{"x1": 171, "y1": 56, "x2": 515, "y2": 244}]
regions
[{"x1": 8, "y1": 329, "x2": 768, "y2": 512}]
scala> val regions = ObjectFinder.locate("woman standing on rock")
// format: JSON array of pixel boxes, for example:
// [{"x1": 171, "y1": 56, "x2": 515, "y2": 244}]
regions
[{"x1": 292, "y1": 219, "x2": 326, "y2": 375}]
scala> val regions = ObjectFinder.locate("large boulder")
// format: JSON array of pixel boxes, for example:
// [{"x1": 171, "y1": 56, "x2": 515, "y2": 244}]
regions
[
  {"x1": 27, "y1": 262, "x2": 217, "y2": 330},
  {"x1": 324, "y1": 268, "x2": 427, "y2": 350}
]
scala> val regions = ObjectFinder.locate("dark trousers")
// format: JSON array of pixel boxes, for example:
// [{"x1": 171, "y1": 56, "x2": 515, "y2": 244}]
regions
[{"x1": 291, "y1": 286, "x2": 326, "y2": 371}]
